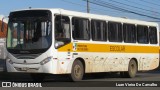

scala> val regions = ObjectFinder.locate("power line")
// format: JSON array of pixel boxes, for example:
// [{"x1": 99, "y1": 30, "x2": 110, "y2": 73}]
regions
[
  {"x1": 61, "y1": 0, "x2": 123, "y2": 15},
  {"x1": 60, "y1": 0, "x2": 88, "y2": 12},
  {"x1": 125, "y1": 0, "x2": 158, "y2": 10},
  {"x1": 61, "y1": 0, "x2": 160, "y2": 21},
  {"x1": 109, "y1": 0, "x2": 160, "y2": 15},
  {"x1": 140, "y1": 0, "x2": 160, "y2": 7},
  {"x1": 124, "y1": 0, "x2": 160, "y2": 17},
  {"x1": 82, "y1": 0, "x2": 160, "y2": 20}
]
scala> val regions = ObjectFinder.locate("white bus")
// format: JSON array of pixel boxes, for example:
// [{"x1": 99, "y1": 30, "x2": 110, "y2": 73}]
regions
[{"x1": 5, "y1": 8, "x2": 159, "y2": 81}]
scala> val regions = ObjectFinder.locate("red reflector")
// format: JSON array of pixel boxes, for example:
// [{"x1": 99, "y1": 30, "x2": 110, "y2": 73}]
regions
[
  {"x1": 66, "y1": 58, "x2": 70, "y2": 60},
  {"x1": 53, "y1": 58, "x2": 58, "y2": 60}
]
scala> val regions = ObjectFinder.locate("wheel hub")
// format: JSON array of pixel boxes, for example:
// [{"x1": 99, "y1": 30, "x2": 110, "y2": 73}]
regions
[{"x1": 74, "y1": 65, "x2": 82, "y2": 78}]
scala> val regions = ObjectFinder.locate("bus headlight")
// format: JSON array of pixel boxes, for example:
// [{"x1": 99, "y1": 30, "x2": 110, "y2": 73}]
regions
[{"x1": 40, "y1": 57, "x2": 52, "y2": 65}]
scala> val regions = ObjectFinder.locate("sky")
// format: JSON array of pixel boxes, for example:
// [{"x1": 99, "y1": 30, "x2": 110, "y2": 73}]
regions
[{"x1": 0, "y1": 0, "x2": 160, "y2": 23}]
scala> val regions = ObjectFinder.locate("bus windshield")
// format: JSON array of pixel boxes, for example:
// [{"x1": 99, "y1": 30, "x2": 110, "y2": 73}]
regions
[{"x1": 7, "y1": 10, "x2": 52, "y2": 54}]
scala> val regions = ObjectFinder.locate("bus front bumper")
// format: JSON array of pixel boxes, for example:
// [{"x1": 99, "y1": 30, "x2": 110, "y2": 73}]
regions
[
  {"x1": 6, "y1": 61, "x2": 52, "y2": 74},
  {"x1": 6, "y1": 59, "x2": 72, "y2": 74}
]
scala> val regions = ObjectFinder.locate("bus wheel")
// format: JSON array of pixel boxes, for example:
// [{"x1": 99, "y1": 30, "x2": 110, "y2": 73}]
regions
[
  {"x1": 30, "y1": 73, "x2": 45, "y2": 82},
  {"x1": 120, "y1": 60, "x2": 137, "y2": 78},
  {"x1": 126, "y1": 60, "x2": 137, "y2": 78},
  {"x1": 70, "y1": 60, "x2": 84, "y2": 81}
]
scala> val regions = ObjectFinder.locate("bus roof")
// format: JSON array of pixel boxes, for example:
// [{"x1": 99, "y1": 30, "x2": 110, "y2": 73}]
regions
[{"x1": 11, "y1": 8, "x2": 159, "y2": 27}]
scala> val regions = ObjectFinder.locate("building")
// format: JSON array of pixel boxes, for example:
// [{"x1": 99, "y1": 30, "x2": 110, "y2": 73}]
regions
[{"x1": 0, "y1": 15, "x2": 8, "y2": 71}]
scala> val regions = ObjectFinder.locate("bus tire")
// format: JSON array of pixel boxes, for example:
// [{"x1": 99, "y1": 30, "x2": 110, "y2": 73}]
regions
[
  {"x1": 126, "y1": 60, "x2": 137, "y2": 78},
  {"x1": 70, "y1": 60, "x2": 84, "y2": 81},
  {"x1": 30, "y1": 73, "x2": 45, "y2": 82}
]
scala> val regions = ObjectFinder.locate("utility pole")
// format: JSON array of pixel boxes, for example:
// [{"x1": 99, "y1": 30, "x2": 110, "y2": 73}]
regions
[{"x1": 87, "y1": 0, "x2": 90, "y2": 13}]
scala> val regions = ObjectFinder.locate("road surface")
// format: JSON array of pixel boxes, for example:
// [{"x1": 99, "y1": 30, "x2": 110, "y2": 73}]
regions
[{"x1": 0, "y1": 71, "x2": 160, "y2": 86}]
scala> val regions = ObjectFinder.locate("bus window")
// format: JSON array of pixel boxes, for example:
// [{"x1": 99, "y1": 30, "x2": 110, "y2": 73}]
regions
[
  {"x1": 108, "y1": 22, "x2": 122, "y2": 42},
  {"x1": 55, "y1": 15, "x2": 71, "y2": 48},
  {"x1": 149, "y1": 27, "x2": 157, "y2": 44},
  {"x1": 137, "y1": 25, "x2": 149, "y2": 44},
  {"x1": 123, "y1": 24, "x2": 136, "y2": 43},
  {"x1": 72, "y1": 17, "x2": 90, "y2": 40},
  {"x1": 91, "y1": 20, "x2": 107, "y2": 41}
]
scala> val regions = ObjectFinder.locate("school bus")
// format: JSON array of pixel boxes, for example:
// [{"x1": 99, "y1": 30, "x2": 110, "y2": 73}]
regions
[{"x1": 4, "y1": 8, "x2": 159, "y2": 81}]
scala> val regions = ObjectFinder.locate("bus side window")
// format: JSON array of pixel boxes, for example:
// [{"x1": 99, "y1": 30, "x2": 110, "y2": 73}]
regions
[
  {"x1": 54, "y1": 15, "x2": 71, "y2": 49},
  {"x1": 137, "y1": 25, "x2": 149, "y2": 44},
  {"x1": 149, "y1": 27, "x2": 157, "y2": 44},
  {"x1": 108, "y1": 22, "x2": 122, "y2": 42},
  {"x1": 91, "y1": 20, "x2": 107, "y2": 41},
  {"x1": 123, "y1": 24, "x2": 136, "y2": 43},
  {"x1": 72, "y1": 17, "x2": 90, "y2": 40},
  {"x1": 55, "y1": 15, "x2": 71, "y2": 41}
]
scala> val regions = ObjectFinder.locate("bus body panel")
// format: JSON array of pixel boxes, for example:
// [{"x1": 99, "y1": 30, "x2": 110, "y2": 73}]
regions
[{"x1": 58, "y1": 42, "x2": 159, "y2": 73}]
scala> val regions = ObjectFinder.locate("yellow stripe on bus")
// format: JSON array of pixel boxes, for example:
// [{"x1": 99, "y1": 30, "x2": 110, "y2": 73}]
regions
[{"x1": 58, "y1": 43, "x2": 159, "y2": 53}]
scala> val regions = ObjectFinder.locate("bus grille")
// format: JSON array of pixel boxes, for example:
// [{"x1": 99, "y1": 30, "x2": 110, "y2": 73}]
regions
[{"x1": 12, "y1": 54, "x2": 41, "y2": 59}]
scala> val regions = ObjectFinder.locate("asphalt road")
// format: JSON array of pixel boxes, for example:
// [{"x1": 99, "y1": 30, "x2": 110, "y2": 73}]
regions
[{"x1": 0, "y1": 71, "x2": 160, "y2": 86}]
